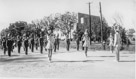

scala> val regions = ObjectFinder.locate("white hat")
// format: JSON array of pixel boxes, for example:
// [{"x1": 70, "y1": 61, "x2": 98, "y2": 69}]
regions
[{"x1": 84, "y1": 29, "x2": 88, "y2": 35}]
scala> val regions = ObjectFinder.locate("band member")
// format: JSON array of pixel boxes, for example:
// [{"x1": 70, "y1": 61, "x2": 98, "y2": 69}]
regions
[
  {"x1": 56, "y1": 34, "x2": 60, "y2": 50},
  {"x1": 6, "y1": 35, "x2": 13, "y2": 56},
  {"x1": 28, "y1": 37, "x2": 31, "y2": 49},
  {"x1": 44, "y1": 34, "x2": 48, "y2": 51},
  {"x1": 46, "y1": 29, "x2": 55, "y2": 62},
  {"x1": 54, "y1": 34, "x2": 57, "y2": 52},
  {"x1": 114, "y1": 28, "x2": 121, "y2": 62},
  {"x1": 54, "y1": 33, "x2": 59, "y2": 52},
  {"x1": 11, "y1": 37, "x2": 15, "y2": 52},
  {"x1": 35, "y1": 36, "x2": 39, "y2": 50},
  {"x1": 39, "y1": 34, "x2": 44, "y2": 54},
  {"x1": 65, "y1": 33, "x2": 70, "y2": 51},
  {"x1": 17, "y1": 36, "x2": 22, "y2": 53},
  {"x1": 2, "y1": 37, "x2": 7, "y2": 55},
  {"x1": 30, "y1": 34, "x2": 35, "y2": 52},
  {"x1": 83, "y1": 29, "x2": 90, "y2": 57},
  {"x1": 22, "y1": 34, "x2": 26, "y2": 51},
  {"x1": 24, "y1": 36, "x2": 29, "y2": 55},
  {"x1": 81, "y1": 34, "x2": 85, "y2": 50}
]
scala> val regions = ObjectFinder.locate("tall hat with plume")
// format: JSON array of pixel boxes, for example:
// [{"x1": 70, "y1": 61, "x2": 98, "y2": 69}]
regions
[
  {"x1": 84, "y1": 29, "x2": 88, "y2": 35},
  {"x1": 113, "y1": 23, "x2": 120, "y2": 32}
]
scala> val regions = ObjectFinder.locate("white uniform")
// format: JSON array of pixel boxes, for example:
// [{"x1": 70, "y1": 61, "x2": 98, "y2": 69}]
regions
[
  {"x1": 109, "y1": 36, "x2": 113, "y2": 46},
  {"x1": 83, "y1": 35, "x2": 90, "y2": 47},
  {"x1": 46, "y1": 34, "x2": 55, "y2": 49},
  {"x1": 114, "y1": 32, "x2": 121, "y2": 48},
  {"x1": 114, "y1": 32, "x2": 121, "y2": 61}
]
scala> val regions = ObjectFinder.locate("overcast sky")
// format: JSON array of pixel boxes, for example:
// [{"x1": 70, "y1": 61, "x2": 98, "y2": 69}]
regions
[{"x1": 0, "y1": 0, "x2": 135, "y2": 31}]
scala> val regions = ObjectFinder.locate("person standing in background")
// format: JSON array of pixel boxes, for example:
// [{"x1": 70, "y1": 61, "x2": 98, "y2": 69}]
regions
[
  {"x1": 109, "y1": 33, "x2": 114, "y2": 53},
  {"x1": 76, "y1": 33, "x2": 80, "y2": 51}
]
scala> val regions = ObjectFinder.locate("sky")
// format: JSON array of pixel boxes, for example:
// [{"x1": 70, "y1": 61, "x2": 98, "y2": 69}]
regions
[{"x1": 0, "y1": 0, "x2": 135, "y2": 31}]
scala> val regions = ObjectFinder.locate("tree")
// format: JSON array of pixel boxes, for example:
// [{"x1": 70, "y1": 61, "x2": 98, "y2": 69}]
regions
[
  {"x1": 59, "y1": 12, "x2": 77, "y2": 37},
  {"x1": 0, "y1": 28, "x2": 9, "y2": 37},
  {"x1": 90, "y1": 16, "x2": 110, "y2": 42},
  {"x1": 8, "y1": 21, "x2": 27, "y2": 37},
  {"x1": 102, "y1": 18, "x2": 111, "y2": 41},
  {"x1": 40, "y1": 15, "x2": 58, "y2": 33}
]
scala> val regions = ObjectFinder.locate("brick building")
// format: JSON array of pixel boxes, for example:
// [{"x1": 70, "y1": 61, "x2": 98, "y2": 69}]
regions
[
  {"x1": 54, "y1": 13, "x2": 101, "y2": 40},
  {"x1": 77, "y1": 13, "x2": 100, "y2": 33}
]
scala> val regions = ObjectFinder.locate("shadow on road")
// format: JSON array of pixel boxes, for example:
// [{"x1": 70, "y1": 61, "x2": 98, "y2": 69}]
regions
[
  {"x1": 119, "y1": 60, "x2": 135, "y2": 62},
  {"x1": 0, "y1": 56, "x2": 47, "y2": 63},
  {"x1": 87, "y1": 56, "x2": 115, "y2": 57},
  {"x1": 122, "y1": 52, "x2": 135, "y2": 54},
  {"x1": 52, "y1": 60, "x2": 104, "y2": 63},
  {"x1": 87, "y1": 56, "x2": 129, "y2": 57},
  {"x1": 0, "y1": 54, "x2": 20, "y2": 57}
]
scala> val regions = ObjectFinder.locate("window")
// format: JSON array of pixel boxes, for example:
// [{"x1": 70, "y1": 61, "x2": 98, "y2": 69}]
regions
[{"x1": 81, "y1": 17, "x2": 84, "y2": 24}]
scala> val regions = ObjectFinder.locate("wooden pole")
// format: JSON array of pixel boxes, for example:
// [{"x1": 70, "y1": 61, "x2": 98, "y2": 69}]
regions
[
  {"x1": 99, "y1": 2, "x2": 103, "y2": 43},
  {"x1": 88, "y1": 2, "x2": 92, "y2": 45}
]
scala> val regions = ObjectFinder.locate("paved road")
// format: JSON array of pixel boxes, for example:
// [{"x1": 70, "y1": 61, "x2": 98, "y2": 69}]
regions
[{"x1": 0, "y1": 47, "x2": 135, "y2": 79}]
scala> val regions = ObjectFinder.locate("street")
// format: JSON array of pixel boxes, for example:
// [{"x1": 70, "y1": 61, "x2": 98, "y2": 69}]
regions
[{"x1": 0, "y1": 47, "x2": 135, "y2": 79}]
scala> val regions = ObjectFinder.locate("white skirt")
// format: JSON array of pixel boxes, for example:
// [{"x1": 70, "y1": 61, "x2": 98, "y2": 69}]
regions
[
  {"x1": 83, "y1": 40, "x2": 90, "y2": 47},
  {"x1": 46, "y1": 42, "x2": 54, "y2": 49}
]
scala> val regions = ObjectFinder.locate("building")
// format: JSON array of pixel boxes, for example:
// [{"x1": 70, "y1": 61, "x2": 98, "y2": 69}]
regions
[
  {"x1": 126, "y1": 29, "x2": 135, "y2": 44},
  {"x1": 54, "y1": 12, "x2": 101, "y2": 40},
  {"x1": 77, "y1": 12, "x2": 101, "y2": 33}
]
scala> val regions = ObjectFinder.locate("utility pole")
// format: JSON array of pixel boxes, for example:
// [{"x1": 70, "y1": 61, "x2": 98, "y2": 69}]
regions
[
  {"x1": 88, "y1": 2, "x2": 92, "y2": 45},
  {"x1": 99, "y1": 2, "x2": 103, "y2": 43}
]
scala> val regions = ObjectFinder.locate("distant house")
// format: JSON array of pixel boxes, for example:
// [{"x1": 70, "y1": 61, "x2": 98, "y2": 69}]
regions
[
  {"x1": 126, "y1": 30, "x2": 135, "y2": 44},
  {"x1": 54, "y1": 28, "x2": 76, "y2": 40}
]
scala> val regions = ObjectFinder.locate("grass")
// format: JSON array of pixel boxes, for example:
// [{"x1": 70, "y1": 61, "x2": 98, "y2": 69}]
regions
[{"x1": 59, "y1": 40, "x2": 135, "y2": 51}]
